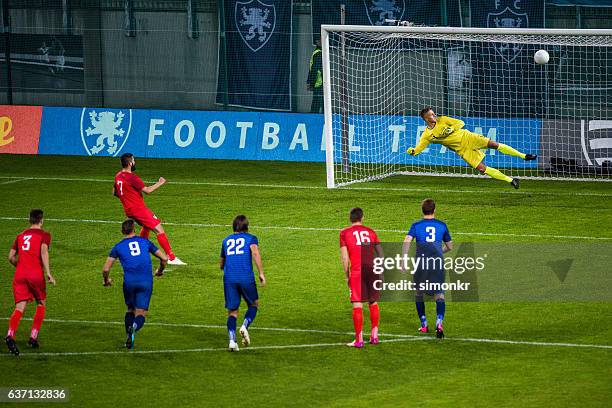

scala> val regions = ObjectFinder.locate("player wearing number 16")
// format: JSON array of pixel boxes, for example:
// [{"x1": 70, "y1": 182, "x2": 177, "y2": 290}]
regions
[
  {"x1": 114, "y1": 153, "x2": 186, "y2": 265},
  {"x1": 339, "y1": 208, "x2": 383, "y2": 348},
  {"x1": 5, "y1": 209, "x2": 56, "y2": 356},
  {"x1": 102, "y1": 219, "x2": 168, "y2": 349},
  {"x1": 220, "y1": 215, "x2": 266, "y2": 352}
]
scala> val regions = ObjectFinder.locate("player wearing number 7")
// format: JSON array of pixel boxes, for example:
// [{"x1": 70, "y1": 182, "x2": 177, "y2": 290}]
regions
[
  {"x1": 5, "y1": 209, "x2": 56, "y2": 356},
  {"x1": 102, "y1": 219, "x2": 167, "y2": 349},
  {"x1": 406, "y1": 107, "x2": 537, "y2": 189},
  {"x1": 339, "y1": 208, "x2": 383, "y2": 348},
  {"x1": 220, "y1": 215, "x2": 266, "y2": 352},
  {"x1": 114, "y1": 153, "x2": 186, "y2": 265}
]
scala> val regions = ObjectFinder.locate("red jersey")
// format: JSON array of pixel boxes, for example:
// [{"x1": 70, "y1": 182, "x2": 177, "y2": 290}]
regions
[
  {"x1": 12, "y1": 228, "x2": 51, "y2": 278},
  {"x1": 339, "y1": 225, "x2": 380, "y2": 274},
  {"x1": 114, "y1": 171, "x2": 146, "y2": 212}
]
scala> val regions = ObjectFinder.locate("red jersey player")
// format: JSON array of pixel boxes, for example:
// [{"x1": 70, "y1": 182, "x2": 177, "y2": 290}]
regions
[
  {"x1": 114, "y1": 153, "x2": 185, "y2": 265},
  {"x1": 5, "y1": 209, "x2": 56, "y2": 355},
  {"x1": 339, "y1": 207, "x2": 383, "y2": 348}
]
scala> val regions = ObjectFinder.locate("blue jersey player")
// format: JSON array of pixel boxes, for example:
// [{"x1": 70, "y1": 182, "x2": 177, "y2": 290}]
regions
[
  {"x1": 220, "y1": 215, "x2": 266, "y2": 352},
  {"x1": 102, "y1": 219, "x2": 167, "y2": 349},
  {"x1": 403, "y1": 199, "x2": 453, "y2": 339}
]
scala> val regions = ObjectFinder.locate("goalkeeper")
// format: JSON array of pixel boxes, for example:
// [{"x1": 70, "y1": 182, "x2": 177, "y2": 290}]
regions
[{"x1": 406, "y1": 107, "x2": 537, "y2": 189}]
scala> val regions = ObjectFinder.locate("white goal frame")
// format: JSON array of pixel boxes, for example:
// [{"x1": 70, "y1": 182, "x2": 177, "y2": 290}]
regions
[{"x1": 321, "y1": 25, "x2": 612, "y2": 188}]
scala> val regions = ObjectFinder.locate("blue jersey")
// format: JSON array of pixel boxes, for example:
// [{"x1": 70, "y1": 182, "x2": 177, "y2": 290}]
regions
[
  {"x1": 109, "y1": 236, "x2": 158, "y2": 284},
  {"x1": 407, "y1": 218, "x2": 451, "y2": 258},
  {"x1": 221, "y1": 233, "x2": 258, "y2": 283}
]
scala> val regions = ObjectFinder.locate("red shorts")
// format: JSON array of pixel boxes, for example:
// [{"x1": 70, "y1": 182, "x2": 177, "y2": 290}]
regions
[
  {"x1": 13, "y1": 274, "x2": 46, "y2": 303},
  {"x1": 126, "y1": 207, "x2": 162, "y2": 230},
  {"x1": 349, "y1": 271, "x2": 380, "y2": 303}
]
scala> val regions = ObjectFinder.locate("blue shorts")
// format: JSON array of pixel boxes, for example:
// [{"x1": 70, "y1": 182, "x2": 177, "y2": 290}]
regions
[
  {"x1": 224, "y1": 280, "x2": 258, "y2": 310},
  {"x1": 123, "y1": 281, "x2": 153, "y2": 310},
  {"x1": 414, "y1": 268, "x2": 445, "y2": 295}
]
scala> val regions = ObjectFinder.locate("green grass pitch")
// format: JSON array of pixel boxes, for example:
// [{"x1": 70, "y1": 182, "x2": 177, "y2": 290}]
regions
[{"x1": 0, "y1": 154, "x2": 611, "y2": 407}]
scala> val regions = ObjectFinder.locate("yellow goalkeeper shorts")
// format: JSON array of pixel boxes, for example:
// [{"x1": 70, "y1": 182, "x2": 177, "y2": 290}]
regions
[{"x1": 456, "y1": 131, "x2": 490, "y2": 168}]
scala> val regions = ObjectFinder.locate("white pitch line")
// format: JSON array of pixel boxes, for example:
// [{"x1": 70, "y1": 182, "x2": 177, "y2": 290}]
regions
[
  {"x1": 1, "y1": 216, "x2": 611, "y2": 241},
  {"x1": 2, "y1": 318, "x2": 611, "y2": 353},
  {"x1": 0, "y1": 175, "x2": 609, "y2": 197},
  {"x1": 0, "y1": 177, "x2": 31, "y2": 185},
  {"x1": 3, "y1": 338, "x2": 427, "y2": 357}
]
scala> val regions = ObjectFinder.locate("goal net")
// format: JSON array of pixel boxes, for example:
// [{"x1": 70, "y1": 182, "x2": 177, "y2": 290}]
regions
[{"x1": 321, "y1": 26, "x2": 612, "y2": 188}]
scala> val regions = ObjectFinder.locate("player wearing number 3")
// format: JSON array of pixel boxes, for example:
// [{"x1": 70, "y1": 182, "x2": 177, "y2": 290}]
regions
[
  {"x1": 339, "y1": 208, "x2": 383, "y2": 348},
  {"x1": 114, "y1": 153, "x2": 186, "y2": 265},
  {"x1": 407, "y1": 107, "x2": 537, "y2": 189},
  {"x1": 5, "y1": 209, "x2": 56, "y2": 356},
  {"x1": 102, "y1": 219, "x2": 167, "y2": 349}
]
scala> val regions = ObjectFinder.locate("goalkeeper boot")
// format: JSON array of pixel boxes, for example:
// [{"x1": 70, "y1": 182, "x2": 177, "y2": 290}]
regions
[
  {"x1": 436, "y1": 324, "x2": 445, "y2": 339},
  {"x1": 239, "y1": 326, "x2": 250, "y2": 347},
  {"x1": 511, "y1": 178, "x2": 520, "y2": 189},
  {"x1": 524, "y1": 154, "x2": 537, "y2": 161},
  {"x1": 28, "y1": 337, "x2": 40, "y2": 349},
  {"x1": 5, "y1": 336, "x2": 19, "y2": 356}
]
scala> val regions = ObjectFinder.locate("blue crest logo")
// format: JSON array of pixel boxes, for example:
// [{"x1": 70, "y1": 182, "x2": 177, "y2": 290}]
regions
[
  {"x1": 364, "y1": 0, "x2": 405, "y2": 26},
  {"x1": 487, "y1": 6, "x2": 529, "y2": 63},
  {"x1": 80, "y1": 108, "x2": 132, "y2": 157},
  {"x1": 235, "y1": 0, "x2": 276, "y2": 52}
]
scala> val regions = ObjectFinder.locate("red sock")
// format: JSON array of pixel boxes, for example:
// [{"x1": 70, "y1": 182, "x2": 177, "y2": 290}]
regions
[
  {"x1": 369, "y1": 303, "x2": 380, "y2": 330},
  {"x1": 30, "y1": 305, "x2": 45, "y2": 340},
  {"x1": 7, "y1": 309, "x2": 23, "y2": 339},
  {"x1": 140, "y1": 228, "x2": 150, "y2": 239},
  {"x1": 352, "y1": 307, "x2": 363, "y2": 343},
  {"x1": 156, "y1": 233, "x2": 175, "y2": 261}
]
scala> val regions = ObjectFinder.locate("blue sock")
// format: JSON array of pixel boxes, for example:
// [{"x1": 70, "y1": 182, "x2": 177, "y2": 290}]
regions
[
  {"x1": 125, "y1": 312, "x2": 135, "y2": 334},
  {"x1": 415, "y1": 296, "x2": 426, "y2": 326},
  {"x1": 227, "y1": 316, "x2": 237, "y2": 342},
  {"x1": 242, "y1": 306, "x2": 257, "y2": 329},
  {"x1": 133, "y1": 315, "x2": 145, "y2": 331},
  {"x1": 436, "y1": 299, "x2": 445, "y2": 326}
]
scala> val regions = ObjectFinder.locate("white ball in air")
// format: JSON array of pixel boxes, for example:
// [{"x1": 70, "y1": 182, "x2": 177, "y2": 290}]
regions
[{"x1": 534, "y1": 49, "x2": 550, "y2": 65}]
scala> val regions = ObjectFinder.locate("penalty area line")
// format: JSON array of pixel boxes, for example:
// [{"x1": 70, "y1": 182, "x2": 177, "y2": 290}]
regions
[
  {"x1": 0, "y1": 175, "x2": 610, "y2": 198},
  {"x1": 0, "y1": 216, "x2": 611, "y2": 241},
  {"x1": 2, "y1": 318, "x2": 611, "y2": 353}
]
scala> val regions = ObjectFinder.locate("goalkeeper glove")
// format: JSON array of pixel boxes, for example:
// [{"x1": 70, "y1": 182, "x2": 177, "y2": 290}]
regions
[{"x1": 406, "y1": 147, "x2": 416, "y2": 155}]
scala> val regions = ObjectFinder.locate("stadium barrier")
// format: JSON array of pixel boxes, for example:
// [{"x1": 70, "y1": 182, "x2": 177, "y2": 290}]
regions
[
  {"x1": 0, "y1": 106, "x2": 43, "y2": 155},
  {"x1": 1, "y1": 105, "x2": 540, "y2": 166}
]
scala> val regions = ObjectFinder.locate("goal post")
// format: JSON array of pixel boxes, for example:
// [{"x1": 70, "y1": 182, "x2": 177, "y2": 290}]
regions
[{"x1": 321, "y1": 25, "x2": 612, "y2": 188}]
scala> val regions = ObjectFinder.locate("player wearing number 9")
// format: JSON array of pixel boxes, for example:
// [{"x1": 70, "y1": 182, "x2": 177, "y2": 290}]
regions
[
  {"x1": 102, "y1": 219, "x2": 168, "y2": 349},
  {"x1": 220, "y1": 215, "x2": 266, "y2": 352}
]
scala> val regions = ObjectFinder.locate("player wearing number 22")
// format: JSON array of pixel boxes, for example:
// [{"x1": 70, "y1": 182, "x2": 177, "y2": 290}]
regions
[
  {"x1": 339, "y1": 208, "x2": 383, "y2": 348},
  {"x1": 102, "y1": 219, "x2": 167, "y2": 349},
  {"x1": 114, "y1": 153, "x2": 186, "y2": 265},
  {"x1": 5, "y1": 209, "x2": 57, "y2": 356},
  {"x1": 406, "y1": 107, "x2": 538, "y2": 189},
  {"x1": 220, "y1": 215, "x2": 266, "y2": 352}
]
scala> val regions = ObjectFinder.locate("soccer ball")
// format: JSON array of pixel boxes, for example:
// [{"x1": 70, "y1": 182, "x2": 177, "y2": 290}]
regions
[{"x1": 534, "y1": 50, "x2": 550, "y2": 65}]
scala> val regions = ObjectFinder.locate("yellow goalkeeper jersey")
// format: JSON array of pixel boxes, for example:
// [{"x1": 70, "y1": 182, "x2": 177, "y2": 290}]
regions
[{"x1": 413, "y1": 116, "x2": 468, "y2": 155}]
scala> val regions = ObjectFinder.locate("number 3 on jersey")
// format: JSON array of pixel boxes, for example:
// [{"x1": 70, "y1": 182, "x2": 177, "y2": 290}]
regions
[
  {"x1": 425, "y1": 226, "x2": 436, "y2": 242},
  {"x1": 352, "y1": 230, "x2": 371, "y2": 246},
  {"x1": 21, "y1": 235, "x2": 32, "y2": 251}
]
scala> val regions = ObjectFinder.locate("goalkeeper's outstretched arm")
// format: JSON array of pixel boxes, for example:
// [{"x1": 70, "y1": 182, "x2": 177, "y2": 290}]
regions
[{"x1": 407, "y1": 133, "x2": 432, "y2": 156}]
